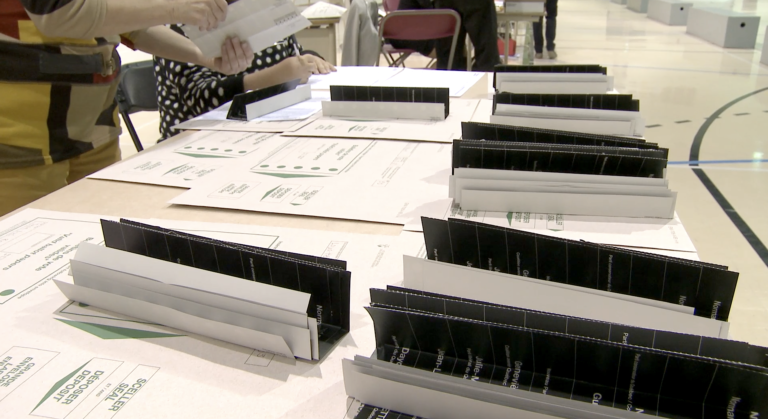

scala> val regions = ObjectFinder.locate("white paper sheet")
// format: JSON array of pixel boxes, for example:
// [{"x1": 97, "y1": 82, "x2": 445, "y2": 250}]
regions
[
  {"x1": 172, "y1": 91, "x2": 328, "y2": 133},
  {"x1": 70, "y1": 258, "x2": 310, "y2": 328},
  {"x1": 308, "y1": 66, "x2": 405, "y2": 91},
  {"x1": 184, "y1": 0, "x2": 311, "y2": 58},
  {"x1": 169, "y1": 138, "x2": 455, "y2": 225},
  {"x1": 374, "y1": 68, "x2": 485, "y2": 97},
  {"x1": 409, "y1": 203, "x2": 697, "y2": 252},
  {"x1": 322, "y1": 101, "x2": 447, "y2": 121},
  {"x1": 69, "y1": 260, "x2": 315, "y2": 360},
  {"x1": 243, "y1": 84, "x2": 313, "y2": 120},
  {"x1": 495, "y1": 73, "x2": 614, "y2": 94},
  {"x1": 343, "y1": 357, "x2": 639, "y2": 419},
  {"x1": 460, "y1": 189, "x2": 677, "y2": 218},
  {"x1": 55, "y1": 278, "x2": 298, "y2": 359},
  {"x1": 290, "y1": 99, "x2": 480, "y2": 143},
  {"x1": 402, "y1": 256, "x2": 728, "y2": 338},
  {"x1": 88, "y1": 131, "x2": 286, "y2": 188}
]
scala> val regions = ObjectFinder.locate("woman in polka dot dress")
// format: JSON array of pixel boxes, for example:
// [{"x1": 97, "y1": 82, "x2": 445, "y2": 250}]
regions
[{"x1": 154, "y1": 26, "x2": 335, "y2": 140}]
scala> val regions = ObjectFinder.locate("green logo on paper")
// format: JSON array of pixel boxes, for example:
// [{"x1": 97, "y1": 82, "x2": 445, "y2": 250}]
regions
[
  {"x1": 56, "y1": 319, "x2": 183, "y2": 340},
  {"x1": 506, "y1": 212, "x2": 514, "y2": 226},
  {"x1": 35, "y1": 362, "x2": 90, "y2": 409},
  {"x1": 0, "y1": 289, "x2": 14, "y2": 297}
]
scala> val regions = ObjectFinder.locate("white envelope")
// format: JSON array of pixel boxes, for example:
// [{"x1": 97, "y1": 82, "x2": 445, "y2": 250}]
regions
[
  {"x1": 184, "y1": 0, "x2": 311, "y2": 58},
  {"x1": 343, "y1": 357, "x2": 640, "y2": 419},
  {"x1": 70, "y1": 261, "x2": 314, "y2": 360},
  {"x1": 459, "y1": 189, "x2": 677, "y2": 218},
  {"x1": 402, "y1": 256, "x2": 729, "y2": 338},
  {"x1": 54, "y1": 279, "x2": 297, "y2": 359},
  {"x1": 75, "y1": 243, "x2": 310, "y2": 315}
]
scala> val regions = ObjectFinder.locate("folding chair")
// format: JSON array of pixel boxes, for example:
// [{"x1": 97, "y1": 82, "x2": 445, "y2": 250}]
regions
[
  {"x1": 377, "y1": 9, "x2": 462, "y2": 70},
  {"x1": 115, "y1": 60, "x2": 158, "y2": 152}
]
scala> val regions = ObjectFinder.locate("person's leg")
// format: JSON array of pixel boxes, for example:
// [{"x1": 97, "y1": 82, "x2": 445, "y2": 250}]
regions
[
  {"x1": 435, "y1": 27, "x2": 467, "y2": 70},
  {"x1": 459, "y1": 0, "x2": 501, "y2": 71},
  {"x1": 545, "y1": 0, "x2": 558, "y2": 54},
  {"x1": 0, "y1": 162, "x2": 69, "y2": 216},
  {"x1": 66, "y1": 139, "x2": 121, "y2": 184},
  {"x1": 533, "y1": 16, "x2": 545, "y2": 54}
]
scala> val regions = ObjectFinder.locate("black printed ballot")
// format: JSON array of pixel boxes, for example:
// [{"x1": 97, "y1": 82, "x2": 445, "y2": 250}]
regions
[
  {"x1": 494, "y1": 64, "x2": 608, "y2": 74},
  {"x1": 494, "y1": 92, "x2": 640, "y2": 112},
  {"x1": 353, "y1": 404, "x2": 422, "y2": 419},
  {"x1": 420, "y1": 217, "x2": 739, "y2": 321},
  {"x1": 365, "y1": 303, "x2": 768, "y2": 418},
  {"x1": 452, "y1": 140, "x2": 668, "y2": 178},
  {"x1": 373, "y1": 286, "x2": 768, "y2": 368},
  {"x1": 100, "y1": 219, "x2": 351, "y2": 355},
  {"x1": 329, "y1": 85, "x2": 450, "y2": 118},
  {"x1": 226, "y1": 78, "x2": 302, "y2": 121},
  {"x1": 461, "y1": 122, "x2": 663, "y2": 152}
]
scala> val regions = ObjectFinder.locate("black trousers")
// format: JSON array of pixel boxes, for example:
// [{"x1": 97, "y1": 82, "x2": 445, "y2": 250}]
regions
[
  {"x1": 433, "y1": 0, "x2": 500, "y2": 71},
  {"x1": 533, "y1": 0, "x2": 558, "y2": 53}
]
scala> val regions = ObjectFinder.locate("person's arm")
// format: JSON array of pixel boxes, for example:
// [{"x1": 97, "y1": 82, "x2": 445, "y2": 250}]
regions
[
  {"x1": 21, "y1": 0, "x2": 227, "y2": 39},
  {"x1": 130, "y1": 26, "x2": 254, "y2": 75},
  {"x1": 243, "y1": 55, "x2": 318, "y2": 91},
  {"x1": 243, "y1": 55, "x2": 337, "y2": 90}
]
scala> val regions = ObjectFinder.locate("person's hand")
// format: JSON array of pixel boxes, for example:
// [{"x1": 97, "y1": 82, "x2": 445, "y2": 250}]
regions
[
  {"x1": 301, "y1": 54, "x2": 336, "y2": 75},
  {"x1": 171, "y1": 0, "x2": 228, "y2": 31},
  {"x1": 211, "y1": 37, "x2": 254, "y2": 75},
  {"x1": 277, "y1": 55, "x2": 319, "y2": 84}
]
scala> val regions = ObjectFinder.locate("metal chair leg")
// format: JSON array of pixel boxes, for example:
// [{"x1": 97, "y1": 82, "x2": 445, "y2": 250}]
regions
[{"x1": 120, "y1": 110, "x2": 144, "y2": 152}]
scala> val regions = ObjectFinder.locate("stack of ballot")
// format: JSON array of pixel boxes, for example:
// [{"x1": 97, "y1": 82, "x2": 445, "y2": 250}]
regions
[
  {"x1": 322, "y1": 86, "x2": 451, "y2": 121},
  {"x1": 490, "y1": 92, "x2": 645, "y2": 137},
  {"x1": 494, "y1": 64, "x2": 614, "y2": 94},
  {"x1": 341, "y1": 218, "x2": 767, "y2": 419},
  {"x1": 451, "y1": 122, "x2": 675, "y2": 218},
  {"x1": 54, "y1": 219, "x2": 351, "y2": 361}
]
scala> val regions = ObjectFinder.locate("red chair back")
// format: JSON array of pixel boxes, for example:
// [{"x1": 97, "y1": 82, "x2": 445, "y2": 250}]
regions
[
  {"x1": 380, "y1": 10, "x2": 458, "y2": 41},
  {"x1": 383, "y1": 0, "x2": 400, "y2": 13},
  {"x1": 378, "y1": 9, "x2": 462, "y2": 70}
]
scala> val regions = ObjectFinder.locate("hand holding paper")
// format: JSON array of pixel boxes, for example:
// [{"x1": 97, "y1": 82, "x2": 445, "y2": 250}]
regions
[
  {"x1": 211, "y1": 37, "x2": 255, "y2": 75},
  {"x1": 184, "y1": 0, "x2": 311, "y2": 58}
]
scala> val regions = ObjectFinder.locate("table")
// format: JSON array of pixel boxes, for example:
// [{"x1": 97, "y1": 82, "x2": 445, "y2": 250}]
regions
[
  {"x1": 0, "y1": 74, "x2": 490, "y2": 419},
  {"x1": 296, "y1": 17, "x2": 342, "y2": 65},
  {"x1": 497, "y1": 11, "x2": 544, "y2": 65}
]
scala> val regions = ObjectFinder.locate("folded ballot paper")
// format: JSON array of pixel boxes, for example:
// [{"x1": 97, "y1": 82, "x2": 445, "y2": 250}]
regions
[
  {"x1": 184, "y1": 0, "x2": 311, "y2": 58},
  {"x1": 343, "y1": 286, "x2": 768, "y2": 419},
  {"x1": 417, "y1": 217, "x2": 737, "y2": 329},
  {"x1": 453, "y1": 122, "x2": 675, "y2": 218},
  {"x1": 494, "y1": 64, "x2": 614, "y2": 94},
  {"x1": 490, "y1": 93, "x2": 645, "y2": 137},
  {"x1": 54, "y1": 219, "x2": 350, "y2": 361},
  {"x1": 322, "y1": 86, "x2": 451, "y2": 121}
]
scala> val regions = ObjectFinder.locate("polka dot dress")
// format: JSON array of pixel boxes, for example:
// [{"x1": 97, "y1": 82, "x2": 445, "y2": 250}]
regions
[{"x1": 154, "y1": 26, "x2": 299, "y2": 140}]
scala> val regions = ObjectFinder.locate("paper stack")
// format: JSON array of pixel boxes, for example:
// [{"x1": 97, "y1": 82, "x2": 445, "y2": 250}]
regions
[
  {"x1": 342, "y1": 218, "x2": 768, "y2": 419},
  {"x1": 322, "y1": 86, "x2": 451, "y2": 121},
  {"x1": 54, "y1": 219, "x2": 351, "y2": 361},
  {"x1": 490, "y1": 92, "x2": 645, "y2": 137},
  {"x1": 494, "y1": 64, "x2": 614, "y2": 94},
  {"x1": 451, "y1": 122, "x2": 675, "y2": 218}
]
